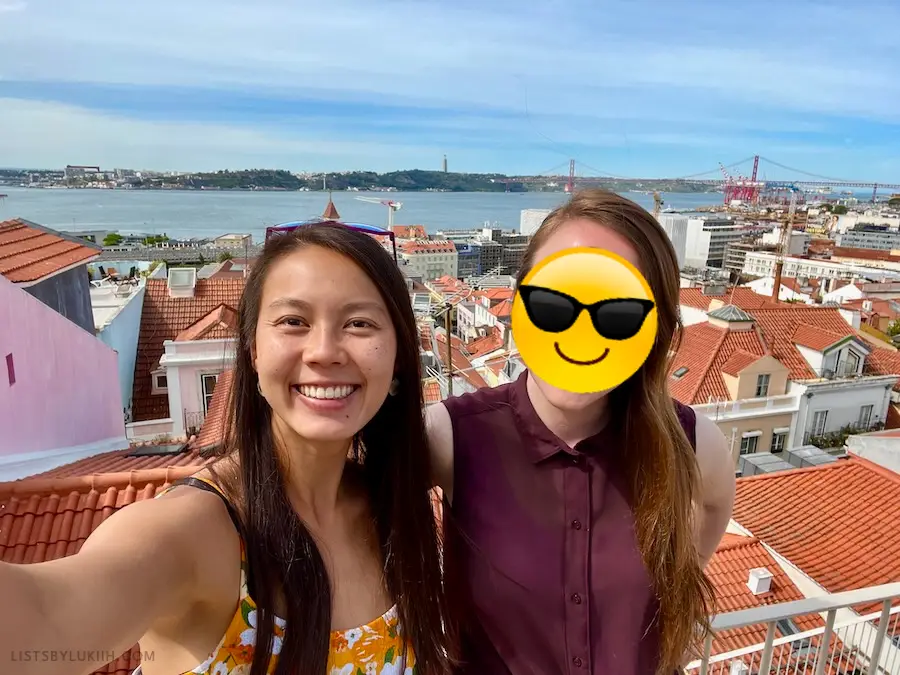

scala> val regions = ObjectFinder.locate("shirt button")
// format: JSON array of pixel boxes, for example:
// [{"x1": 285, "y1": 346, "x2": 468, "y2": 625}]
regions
[
  {"x1": 571, "y1": 593, "x2": 582, "y2": 604},
  {"x1": 571, "y1": 519, "x2": 582, "y2": 530},
  {"x1": 573, "y1": 657, "x2": 583, "y2": 667}
]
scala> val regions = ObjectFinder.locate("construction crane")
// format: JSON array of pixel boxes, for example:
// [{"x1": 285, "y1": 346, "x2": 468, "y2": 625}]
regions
[
  {"x1": 355, "y1": 196, "x2": 403, "y2": 229},
  {"x1": 652, "y1": 191, "x2": 663, "y2": 220},
  {"x1": 771, "y1": 185, "x2": 800, "y2": 301}
]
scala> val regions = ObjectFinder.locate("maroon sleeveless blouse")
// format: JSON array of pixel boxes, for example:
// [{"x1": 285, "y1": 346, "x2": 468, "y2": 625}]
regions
[{"x1": 441, "y1": 371, "x2": 696, "y2": 675}]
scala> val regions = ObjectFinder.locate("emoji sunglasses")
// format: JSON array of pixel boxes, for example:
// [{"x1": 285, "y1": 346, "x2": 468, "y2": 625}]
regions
[{"x1": 517, "y1": 285, "x2": 655, "y2": 340}]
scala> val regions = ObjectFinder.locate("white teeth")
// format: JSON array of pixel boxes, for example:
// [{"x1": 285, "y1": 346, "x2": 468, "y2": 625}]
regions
[{"x1": 297, "y1": 385, "x2": 356, "y2": 400}]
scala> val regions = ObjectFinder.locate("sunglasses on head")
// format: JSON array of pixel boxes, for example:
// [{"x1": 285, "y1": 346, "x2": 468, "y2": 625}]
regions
[{"x1": 517, "y1": 285, "x2": 655, "y2": 340}]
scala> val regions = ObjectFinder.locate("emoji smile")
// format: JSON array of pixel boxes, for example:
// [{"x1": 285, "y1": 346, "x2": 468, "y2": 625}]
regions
[{"x1": 554, "y1": 343, "x2": 610, "y2": 366}]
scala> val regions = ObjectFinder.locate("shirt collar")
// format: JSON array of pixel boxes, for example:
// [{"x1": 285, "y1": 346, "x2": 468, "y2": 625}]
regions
[{"x1": 509, "y1": 370, "x2": 613, "y2": 464}]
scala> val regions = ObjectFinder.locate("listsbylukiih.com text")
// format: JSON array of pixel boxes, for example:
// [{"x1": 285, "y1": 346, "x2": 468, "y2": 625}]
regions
[{"x1": 10, "y1": 650, "x2": 154, "y2": 663}]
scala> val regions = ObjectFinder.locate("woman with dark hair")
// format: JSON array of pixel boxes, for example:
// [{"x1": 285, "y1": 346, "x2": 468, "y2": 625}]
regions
[
  {"x1": 0, "y1": 223, "x2": 455, "y2": 675},
  {"x1": 429, "y1": 189, "x2": 736, "y2": 675}
]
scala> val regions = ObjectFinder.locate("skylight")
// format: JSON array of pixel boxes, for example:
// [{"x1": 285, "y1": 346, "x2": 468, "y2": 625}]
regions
[{"x1": 672, "y1": 367, "x2": 689, "y2": 379}]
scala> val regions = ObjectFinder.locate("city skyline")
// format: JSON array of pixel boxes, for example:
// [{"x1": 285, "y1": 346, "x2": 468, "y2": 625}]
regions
[{"x1": 1, "y1": 0, "x2": 899, "y2": 179}]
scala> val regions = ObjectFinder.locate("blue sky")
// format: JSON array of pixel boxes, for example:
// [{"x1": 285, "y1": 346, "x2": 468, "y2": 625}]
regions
[{"x1": 1, "y1": 0, "x2": 899, "y2": 179}]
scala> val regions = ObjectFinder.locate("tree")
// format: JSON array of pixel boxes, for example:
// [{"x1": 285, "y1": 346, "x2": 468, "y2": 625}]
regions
[
  {"x1": 217, "y1": 251, "x2": 234, "y2": 263},
  {"x1": 102, "y1": 232, "x2": 123, "y2": 246},
  {"x1": 889, "y1": 197, "x2": 900, "y2": 208},
  {"x1": 833, "y1": 204, "x2": 848, "y2": 215},
  {"x1": 820, "y1": 203, "x2": 834, "y2": 213},
  {"x1": 888, "y1": 320, "x2": 900, "y2": 338}
]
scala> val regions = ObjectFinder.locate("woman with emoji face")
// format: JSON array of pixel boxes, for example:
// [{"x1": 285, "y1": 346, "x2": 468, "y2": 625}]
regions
[{"x1": 427, "y1": 189, "x2": 736, "y2": 675}]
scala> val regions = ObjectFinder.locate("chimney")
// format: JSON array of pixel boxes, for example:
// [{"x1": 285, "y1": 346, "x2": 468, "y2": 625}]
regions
[{"x1": 747, "y1": 567, "x2": 773, "y2": 595}]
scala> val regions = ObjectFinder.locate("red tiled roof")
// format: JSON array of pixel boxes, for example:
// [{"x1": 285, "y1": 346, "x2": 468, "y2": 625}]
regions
[
  {"x1": 865, "y1": 348, "x2": 900, "y2": 390},
  {"x1": 679, "y1": 287, "x2": 787, "y2": 312},
  {"x1": 0, "y1": 218, "x2": 100, "y2": 283},
  {"x1": 842, "y1": 298, "x2": 900, "y2": 321},
  {"x1": 733, "y1": 456, "x2": 900, "y2": 613},
  {"x1": 489, "y1": 298, "x2": 513, "y2": 318},
  {"x1": 668, "y1": 322, "x2": 767, "y2": 404},
  {"x1": 192, "y1": 371, "x2": 233, "y2": 452},
  {"x1": 392, "y1": 225, "x2": 427, "y2": 239},
  {"x1": 435, "y1": 332, "x2": 488, "y2": 389},
  {"x1": 832, "y1": 246, "x2": 900, "y2": 262},
  {"x1": 791, "y1": 323, "x2": 848, "y2": 351},
  {"x1": 21, "y1": 445, "x2": 208, "y2": 480},
  {"x1": 0, "y1": 467, "x2": 200, "y2": 675},
  {"x1": 422, "y1": 380, "x2": 442, "y2": 405},
  {"x1": 720, "y1": 349, "x2": 762, "y2": 377},
  {"x1": 886, "y1": 403, "x2": 900, "y2": 429},
  {"x1": 132, "y1": 278, "x2": 245, "y2": 422},
  {"x1": 474, "y1": 287, "x2": 515, "y2": 303},
  {"x1": 322, "y1": 198, "x2": 340, "y2": 220},
  {"x1": 465, "y1": 329, "x2": 504, "y2": 358},
  {"x1": 706, "y1": 534, "x2": 822, "y2": 655},
  {"x1": 400, "y1": 240, "x2": 456, "y2": 254},
  {"x1": 175, "y1": 303, "x2": 239, "y2": 341}
]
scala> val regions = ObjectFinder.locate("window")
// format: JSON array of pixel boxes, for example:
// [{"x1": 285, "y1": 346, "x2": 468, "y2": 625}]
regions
[
  {"x1": 843, "y1": 350, "x2": 860, "y2": 376},
  {"x1": 672, "y1": 367, "x2": 689, "y2": 379},
  {"x1": 771, "y1": 432, "x2": 787, "y2": 453},
  {"x1": 755, "y1": 373, "x2": 770, "y2": 398},
  {"x1": 859, "y1": 404, "x2": 874, "y2": 428},
  {"x1": 201, "y1": 373, "x2": 219, "y2": 413},
  {"x1": 812, "y1": 410, "x2": 828, "y2": 436},
  {"x1": 740, "y1": 435, "x2": 759, "y2": 455},
  {"x1": 151, "y1": 371, "x2": 168, "y2": 394}
]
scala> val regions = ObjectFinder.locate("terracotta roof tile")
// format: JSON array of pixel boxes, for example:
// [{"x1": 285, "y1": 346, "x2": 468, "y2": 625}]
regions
[
  {"x1": 175, "y1": 303, "x2": 239, "y2": 341},
  {"x1": 422, "y1": 379, "x2": 442, "y2": 405},
  {"x1": 21, "y1": 446, "x2": 208, "y2": 479},
  {"x1": 720, "y1": 349, "x2": 762, "y2": 377},
  {"x1": 679, "y1": 287, "x2": 786, "y2": 312},
  {"x1": 706, "y1": 534, "x2": 822, "y2": 655},
  {"x1": 132, "y1": 278, "x2": 245, "y2": 422},
  {"x1": 435, "y1": 332, "x2": 488, "y2": 389},
  {"x1": 832, "y1": 246, "x2": 900, "y2": 262},
  {"x1": 0, "y1": 218, "x2": 100, "y2": 283},
  {"x1": 668, "y1": 323, "x2": 766, "y2": 404},
  {"x1": 489, "y1": 299, "x2": 513, "y2": 318},
  {"x1": 191, "y1": 371, "x2": 233, "y2": 452},
  {"x1": 791, "y1": 323, "x2": 849, "y2": 351},
  {"x1": 465, "y1": 330, "x2": 504, "y2": 358},
  {"x1": 400, "y1": 240, "x2": 456, "y2": 254},
  {"x1": 733, "y1": 456, "x2": 900, "y2": 614}
]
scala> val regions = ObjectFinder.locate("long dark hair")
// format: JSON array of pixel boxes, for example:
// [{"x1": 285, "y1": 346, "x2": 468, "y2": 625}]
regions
[
  {"x1": 516, "y1": 190, "x2": 716, "y2": 674},
  {"x1": 211, "y1": 222, "x2": 455, "y2": 675}
]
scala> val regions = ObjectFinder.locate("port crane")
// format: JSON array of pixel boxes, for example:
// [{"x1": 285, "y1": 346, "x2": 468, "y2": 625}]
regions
[
  {"x1": 771, "y1": 185, "x2": 800, "y2": 301},
  {"x1": 355, "y1": 196, "x2": 403, "y2": 229}
]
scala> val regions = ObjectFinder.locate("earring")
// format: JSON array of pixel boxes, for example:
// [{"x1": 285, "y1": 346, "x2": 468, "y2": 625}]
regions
[{"x1": 388, "y1": 377, "x2": 399, "y2": 396}]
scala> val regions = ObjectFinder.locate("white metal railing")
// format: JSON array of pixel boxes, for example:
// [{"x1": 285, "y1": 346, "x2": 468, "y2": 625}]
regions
[
  {"x1": 686, "y1": 582, "x2": 900, "y2": 675},
  {"x1": 692, "y1": 394, "x2": 801, "y2": 421}
]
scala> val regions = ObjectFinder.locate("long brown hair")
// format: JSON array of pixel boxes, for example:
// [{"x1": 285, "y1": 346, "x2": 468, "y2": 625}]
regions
[
  {"x1": 211, "y1": 222, "x2": 456, "y2": 675},
  {"x1": 516, "y1": 189, "x2": 715, "y2": 673}
]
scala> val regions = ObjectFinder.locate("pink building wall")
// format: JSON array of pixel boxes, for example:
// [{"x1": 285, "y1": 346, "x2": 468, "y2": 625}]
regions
[{"x1": 0, "y1": 275, "x2": 125, "y2": 463}]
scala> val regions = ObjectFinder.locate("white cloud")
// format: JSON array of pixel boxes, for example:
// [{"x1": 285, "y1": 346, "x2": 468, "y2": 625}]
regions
[
  {"x1": 0, "y1": 98, "x2": 445, "y2": 171},
  {"x1": 0, "y1": 0, "x2": 26, "y2": 12}
]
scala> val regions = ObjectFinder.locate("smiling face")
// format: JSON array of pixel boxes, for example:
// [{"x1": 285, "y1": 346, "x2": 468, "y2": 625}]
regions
[
  {"x1": 512, "y1": 218, "x2": 656, "y2": 406},
  {"x1": 252, "y1": 245, "x2": 397, "y2": 444}
]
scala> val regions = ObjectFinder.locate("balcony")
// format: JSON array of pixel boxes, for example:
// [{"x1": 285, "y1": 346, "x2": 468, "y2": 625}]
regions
[
  {"x1": 688, "y1": 582, "x2": 900, "y2": 675},
  {"x1": 693, "y1": 394, "x2": 801, "y2": 423}
]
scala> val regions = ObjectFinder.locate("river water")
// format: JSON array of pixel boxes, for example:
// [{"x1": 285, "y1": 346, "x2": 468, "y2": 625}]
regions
[{"x1": 0, "y1": 186, "x2": 720, "y2": 242}]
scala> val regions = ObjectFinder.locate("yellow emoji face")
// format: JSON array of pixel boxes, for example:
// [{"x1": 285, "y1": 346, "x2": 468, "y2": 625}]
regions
[{"x1": 511, "y1": 247, "x2": 657, "y2": 394}]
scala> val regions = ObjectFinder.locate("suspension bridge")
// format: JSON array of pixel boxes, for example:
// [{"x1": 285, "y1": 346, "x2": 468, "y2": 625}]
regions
[{"x1": 497, "y1": 156, "x2": 900, "y2": 204}]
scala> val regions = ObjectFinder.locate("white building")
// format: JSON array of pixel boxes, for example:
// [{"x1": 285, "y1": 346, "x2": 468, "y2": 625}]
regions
[
  {"x1": 399, "y1": 240, "x2": 459, "y2": 281},
  {"x1": 835, "y1": 211, "x2": 900, "y2": 234},
  {"x1": 742, "y1": 251, "x2": 900, "y2": 282},
  {"x1": 520, "y1": 209, "x2": 551, "y2": 236},
  {"x1": 761, "y1": 227, "x2": 810, "y2": 256},
  {"x1": 659, "y1": 214, "x2": 689, "y2": 268},
  {"x1": 677, "y1": 217, "x2": 745, "y2": 269},
  {"x1": 743, "y1": 277, "x2": 814, "y2": 304}
]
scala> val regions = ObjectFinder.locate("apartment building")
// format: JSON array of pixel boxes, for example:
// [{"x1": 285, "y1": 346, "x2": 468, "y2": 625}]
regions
[
  {"x1": 661, "y1": 216, "x2": 746, "y2": 269},
  {"x1": 761, "y1": 227, "x2": 810, "y2": 256},
  {"x1": 399, "y1": 239, "x2": 458, "y2": 280},
  {"x1": 674, "y1": 288, "x2": 900, "y2": 462},
  {"x1": 743, "y1": 251, "x2": 900, "y2": 283}
]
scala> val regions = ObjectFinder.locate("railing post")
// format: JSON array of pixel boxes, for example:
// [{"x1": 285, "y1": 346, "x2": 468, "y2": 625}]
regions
[
  {"x1": 813, "y1": 609, "x2": 837, "y2": 675},
  {"x1": 866, "y1": 599, "x2": 892, "y2": 675},
  {"x1": 759, "y1": 621, "x2": 776, "y2": 674},
  {"x1": 699, "y1": 632, "x2": 713, "y2": 675}
]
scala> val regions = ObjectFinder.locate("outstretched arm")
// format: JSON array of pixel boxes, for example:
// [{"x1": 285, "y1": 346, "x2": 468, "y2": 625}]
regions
[{"x1": 425, "y1": 402, "x2": 455, "y2": 504}]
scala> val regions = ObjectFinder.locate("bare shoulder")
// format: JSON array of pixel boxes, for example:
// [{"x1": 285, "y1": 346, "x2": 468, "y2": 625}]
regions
[
  {"x1": 425, "y1": 402, "x2": 455, "y2": 501},
  {"x1": 692, "y1": 413, "x2": 736, "y2": 508}
]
